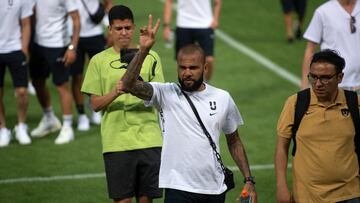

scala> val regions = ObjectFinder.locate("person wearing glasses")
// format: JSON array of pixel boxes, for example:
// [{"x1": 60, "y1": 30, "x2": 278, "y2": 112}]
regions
[
  {"x1": 300, "y1": 0, "x2": 360, "y2": 94},
  {"x1": 81, "y1": 5, "x2": 164, "y2": 203},
  {"x1": 276, "y1": 50, "x2": 360, "y2": 202}
]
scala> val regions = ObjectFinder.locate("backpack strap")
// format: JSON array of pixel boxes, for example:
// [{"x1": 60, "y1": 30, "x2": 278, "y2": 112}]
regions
[
  {"x1": 292, "y1": 88, "x2": 310, "y2": 156},
  {"x1": 344, "y1": 90, "x2": 360, "y2": 172}
]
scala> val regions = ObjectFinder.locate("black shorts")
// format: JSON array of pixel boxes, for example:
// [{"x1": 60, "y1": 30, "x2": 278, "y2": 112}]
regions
[
  {"x1": 29, "y1": 43, "x2": 70, "y2": 86},
  {"x1": 164, "y1": 188, "x2": 226, "y2": 203},
  {"x1": 0, "y1": 51, "x2": 28, "y2": 88},
  {"x1": 70, "y1": 34, "x2": 106, "y2": 76},
  {"x1": 175, "y1": 27, "x2": 214, "y2": 59},
  {"x1": 103, "y1": 147, "x2": 162, "y2": 201},
  {"x1": 280, "y1": 0, "x2": 307, "y2": 19}
]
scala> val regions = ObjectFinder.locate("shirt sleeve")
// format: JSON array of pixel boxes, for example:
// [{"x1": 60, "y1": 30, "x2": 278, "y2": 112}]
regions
[
  {"x1": 303, "y1": 9, "x2": 323, "y2": 44},
  {"x1": 81, "y1": 55, "x2": 103, "y2": 96},
  {"x1": 144, "y1": 82, "x2": 163, "y2": 109},
  {"x1": 222, "y1": 94, "x2": 244, "y2": 135},
  {"x1": 277, "y1": 94, "x2": 297, "y2": 139},
  {"x1": 21, "y1": 0, "x2": 34, "y2": 19},
  {"x1": 65, "y1": 0, "x2": 78, "y2": 13}
]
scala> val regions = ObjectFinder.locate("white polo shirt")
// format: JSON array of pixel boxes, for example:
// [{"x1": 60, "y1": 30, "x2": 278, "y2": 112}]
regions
[
  {"x1": 304, "y1": 0, "x2": 360, "y2": 88},
  {"x1": 0, "y1": 0, "x2": 33, "y2": 53},
  {"x1": 35, "y1": 0, "x2": 78, "y2": 48},
  {"x1": 177, "y1": 0, "x2": 213, "y2": 28},
  {"x1": 145, "y1": 83, "x2": 243, "y2": 194}
]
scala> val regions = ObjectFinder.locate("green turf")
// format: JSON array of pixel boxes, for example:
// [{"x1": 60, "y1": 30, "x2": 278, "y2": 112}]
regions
[{"x1": 0, "y1": 0, "x2": 323, "y2": 202}]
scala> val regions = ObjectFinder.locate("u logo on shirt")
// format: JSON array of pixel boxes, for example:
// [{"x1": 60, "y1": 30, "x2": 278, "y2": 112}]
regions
[
  {"x1": 341, "y1": 108, "x2": 350, "y2": 117},
  {"x1": 209, "y1": 101, "x2": 216, "y2": 111},
  {"x1": 8, "y1": 0, "x2": 13, "y2": 6}
]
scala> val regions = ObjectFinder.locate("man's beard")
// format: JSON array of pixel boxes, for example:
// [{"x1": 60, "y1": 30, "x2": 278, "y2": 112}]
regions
[{"x1": 178, "y1": 73, "x2": 204, "y2": 92}]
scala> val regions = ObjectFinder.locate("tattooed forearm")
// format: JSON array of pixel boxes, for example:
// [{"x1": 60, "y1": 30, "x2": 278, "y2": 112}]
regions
[
  {"x1": 130, "y1": 81, "x2": 154, "y2": 100},
  {"x1": 121, "y1": 50, "x2": 149, "y2": 91},
  {"x1": 226, "y1": 130, "x2": 252, "y2": 177}
]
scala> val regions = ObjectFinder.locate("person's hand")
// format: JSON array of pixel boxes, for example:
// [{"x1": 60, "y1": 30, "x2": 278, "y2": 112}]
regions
[
  {"x1": 21, "y1": 47, "x2": 29, "y2": 63},
  {"x1": 210, "y1": 19, "x2": 219, "y2": 29},
  {"x1": 139, "y1": 14, "x2": 160, "y2": 52},
  {"x1": 63, "y1": 49, "x2": 76, "y2": 67},
  {"x1": 236, "y1": 182, "x2": 257, "y2": 203},
  {"x1": 115, "y1": 80, "x2": 126, "y2": 96},
  {"x1": 163, "y1": 25, "x2": 171, "y2": 42},
  {"x1": 276, "y1": 186, "x2": 293, "y2": 203}
]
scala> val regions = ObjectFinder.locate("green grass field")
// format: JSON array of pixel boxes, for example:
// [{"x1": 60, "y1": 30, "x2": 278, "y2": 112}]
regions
[{"x1": 0, "y1": 0, "x2": 324, "y2": 202}]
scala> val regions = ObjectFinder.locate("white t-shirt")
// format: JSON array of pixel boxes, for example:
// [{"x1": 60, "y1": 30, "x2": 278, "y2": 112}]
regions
[
  {"x1": 0, "y1": 0, "x2": 33, "y2": 53},
  {"x1": 304, "y1": 0, "x2": 360, "y2": 88},
  {"x1": 177, "y1": 0, "x2": 213, "y2": 28},
  {"x1": 35, "y1": 0, "x2": 78, "y2": 47},
  {"x1": 68, "y1": 0, "x2": 107, "y2": 38},
  {"x1": 145, "y1": 83, "x2": 243, "y2": 194}
]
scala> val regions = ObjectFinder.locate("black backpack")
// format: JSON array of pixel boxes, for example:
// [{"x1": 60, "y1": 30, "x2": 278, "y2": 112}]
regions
[{"x1": 291, "y1": 88, "x2": 360, "y2": 172}]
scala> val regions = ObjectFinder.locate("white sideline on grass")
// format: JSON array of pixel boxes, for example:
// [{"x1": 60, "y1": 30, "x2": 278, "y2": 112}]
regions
[{"x1": 0, "y1": 164, "x2": 292, "y2": 185}]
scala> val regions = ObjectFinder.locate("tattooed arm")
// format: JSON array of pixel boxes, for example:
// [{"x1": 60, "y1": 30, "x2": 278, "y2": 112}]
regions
[
  {"x1": 121, "y1": 15, "x2": 160, "y2": 100},
  {"x1": 226, "y1": 130, "x2": 257, "y2": 202}
]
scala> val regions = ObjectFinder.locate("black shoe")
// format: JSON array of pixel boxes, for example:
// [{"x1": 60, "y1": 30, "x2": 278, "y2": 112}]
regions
[
  {"x1": 287, "y1": 37, "x2": 294, "y2": 43},
  {"x1": 295, "y1": 27, "x2": 302, "y2": 39}
]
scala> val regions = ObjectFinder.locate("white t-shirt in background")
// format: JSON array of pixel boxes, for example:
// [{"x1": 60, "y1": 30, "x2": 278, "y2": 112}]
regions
[
  {"x1": 35, "y1": 0, "x2": 78, "y2": 48},
  {"x1": 177, "y1": 0, "x2": 213, "y2": 28},
  {"x1": 0, "y1": 0, "x2": 33, "y2": 53},
  {"x1": 68, "y1": 0, "x2": 107, "y2": 38},
  {"x1": 304, "y1": 0, "x2": 360, "y2": 88}
]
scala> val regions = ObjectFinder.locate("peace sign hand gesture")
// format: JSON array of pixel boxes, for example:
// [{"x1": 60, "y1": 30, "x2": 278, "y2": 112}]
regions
[{"x1": 139, "y1": 15, "x2": 160, "y2": 53}]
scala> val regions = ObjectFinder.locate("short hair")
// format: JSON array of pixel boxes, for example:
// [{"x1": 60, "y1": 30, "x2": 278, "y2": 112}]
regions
[
  {"x1": 310, "y1": 49, "x2": 345, "y2": 74},
  {"x1": 108, "y1": 5, "x2": 134, "y2": 25},
  {"x1": 177, "y1": 44, "x2": 206, "y2": 64}
]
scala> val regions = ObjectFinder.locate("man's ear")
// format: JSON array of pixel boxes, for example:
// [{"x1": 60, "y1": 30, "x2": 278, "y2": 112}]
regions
[
  {"x1": 337, "y1": 72, "x2": 344, "y2": 84},
  {"x1": 203, "y1": 62, "x2": 208, "y2": 73},
  {"x1": 108, "y1": 25, "x2": 112, "y2": 34}
]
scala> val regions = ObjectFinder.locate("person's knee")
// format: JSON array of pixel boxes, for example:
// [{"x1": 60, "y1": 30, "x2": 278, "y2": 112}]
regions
[
  {"x1": 56, "y1": 82, "x2": 71, "y2": 96},
  {"x1": 15, "y1": 87, "x2": 28, "y2": 99}
]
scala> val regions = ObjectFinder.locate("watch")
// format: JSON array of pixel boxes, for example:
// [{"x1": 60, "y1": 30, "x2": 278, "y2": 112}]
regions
[
  {"x1": 244, "y1": 176, "x2": 256, "y2": 184},
  {"x1": 68, "y1": 44, "x2": 75, "y2": 51}
]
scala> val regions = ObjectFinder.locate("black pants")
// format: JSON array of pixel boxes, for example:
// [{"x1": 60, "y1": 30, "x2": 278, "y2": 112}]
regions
[
  {"x1": 338, "y1": 197, "x2": 360, "y2": 203},
  {"x1": 164, "y1": 188, "x2": 225, "y2": 203}
]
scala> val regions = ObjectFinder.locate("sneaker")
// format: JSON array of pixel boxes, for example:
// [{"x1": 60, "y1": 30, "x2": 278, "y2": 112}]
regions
[
  {"x1": 77, "y1": 115, "x2": 90, "y2": 131},
  {"x1": 91, "y1": 111, "x2": 101, "y2": 125},
  {"x1": 31, "y1": 115, "x2": 62, "y2": 138},
  {"x1": 14, "y1": 124, "x2": 31, "y2": 145},
  {"x1": 55, "y1": 126, "x2": 74, "y2": 145},
  {"x1": 0, "y1": 128, "x2": 11, "y2": 147},
  {"x1": 28, "y1": 82, "x2": 36, "y2": 95}
]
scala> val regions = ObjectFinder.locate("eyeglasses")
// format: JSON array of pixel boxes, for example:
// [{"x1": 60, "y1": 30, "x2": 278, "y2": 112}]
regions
[
  {"x1": 308, "y1": 73, "x2": 337, "y2": 84},
  {"x1": 350, "y1": 16, "x2": 356, "y2": 34}
]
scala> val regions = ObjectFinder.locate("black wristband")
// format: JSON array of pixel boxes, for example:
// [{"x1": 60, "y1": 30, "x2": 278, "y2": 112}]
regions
[
  {"x1": 244, "y1": 176, "x2": 255, "y2": 184},
  {"x1": 163, "y1": 23, "x2": 170, "y2": 27}
]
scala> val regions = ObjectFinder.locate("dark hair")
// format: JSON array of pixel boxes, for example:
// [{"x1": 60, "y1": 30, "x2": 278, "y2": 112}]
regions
[
  {"x1": 108, "y1": 5, "x2": 134, "y2": 25},
  {"x1": 310, "y1": 49, "x2": 345, "y2": 74},
  {"x1": 177, "y1": 44, "x2": 206, "y2": 63}
]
